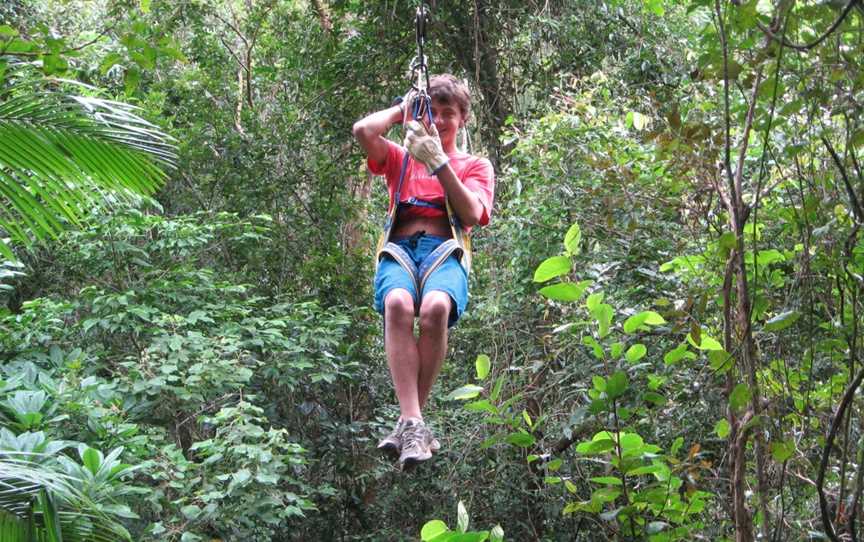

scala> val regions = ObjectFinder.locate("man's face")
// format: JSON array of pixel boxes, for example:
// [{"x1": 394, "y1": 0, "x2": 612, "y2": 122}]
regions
[{"x1": 430, "y1": 98, "x2": 464, "y2": 148}]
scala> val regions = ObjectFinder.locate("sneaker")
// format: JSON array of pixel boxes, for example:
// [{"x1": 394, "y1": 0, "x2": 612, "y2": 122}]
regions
[
  {"x1": 399, "y1": 417, "x2": 434, "y2": 468},
  {"x1": 376, "y1": 419, "x2": 405, "y2": 457}
]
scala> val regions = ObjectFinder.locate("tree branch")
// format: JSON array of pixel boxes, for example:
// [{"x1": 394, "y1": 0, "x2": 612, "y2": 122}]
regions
[
  {"x1": 755, "y1": 0, "x2": 861, "y2": 52},
  {"x1": 821, "y1": 135, "x2": 864, "y2": 223}
]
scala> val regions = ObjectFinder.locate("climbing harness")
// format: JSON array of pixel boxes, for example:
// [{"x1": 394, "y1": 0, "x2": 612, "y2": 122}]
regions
[{"x1": 374, "y1": 3, "x2": 473, "y2": 312}]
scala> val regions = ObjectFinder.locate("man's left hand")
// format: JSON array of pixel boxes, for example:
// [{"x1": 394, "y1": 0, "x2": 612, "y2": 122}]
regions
[{"x1": 404, "y1": 120, "x2": 449, "y2": 174}]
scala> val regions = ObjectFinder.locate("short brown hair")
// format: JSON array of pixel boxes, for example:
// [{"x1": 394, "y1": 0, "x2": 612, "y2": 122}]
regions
[{"x1": 429, "y1": 74, "x2": 470, "y2": 122}]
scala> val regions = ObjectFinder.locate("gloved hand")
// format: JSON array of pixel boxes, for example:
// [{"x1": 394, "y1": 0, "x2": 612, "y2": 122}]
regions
[{"x1": 404, "y1": 120, "x2": 449, "y2": 174}]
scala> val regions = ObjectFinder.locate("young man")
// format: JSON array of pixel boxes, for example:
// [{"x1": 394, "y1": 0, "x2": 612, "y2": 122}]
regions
[{"x1": 352, "y1": 74, "x2": 495, "y2": 468}]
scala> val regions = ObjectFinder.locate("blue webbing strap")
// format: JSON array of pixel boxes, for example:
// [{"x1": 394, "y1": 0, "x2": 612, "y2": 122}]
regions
[{"x1": 391, "y1": 94, "x2": 433, "y2": 214}]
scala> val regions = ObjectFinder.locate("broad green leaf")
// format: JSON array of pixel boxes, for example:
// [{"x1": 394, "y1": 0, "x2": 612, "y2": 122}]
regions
[
  {"x1": 464, "y1": 399, "x2": 498, "y2": 414},
  {"x1": 771, "y1": 440, "x2": 795, "y2": 462},
  {"x1": 625, "y1": 343, "x2": 647, "y2": 363},
  {"x1": 576, "y1": 438, "x2": 616, "y2": 454},
  {"x1": 664, "y1": 343, "x2": 693, "y2": 365},
  {"x1": 619, "y1": 432, "x2": 645, "y2": 452},
  {"x1": 82, "y1": 447, "x2": 101, "y2": 475},
  {"x1": 729, "y1": 384, "x2": 751, "y2": 413},
  {"x1": 0, "y1": 25, "x2": 18, "y2": 38},
  {"x1": 564, "y1": 222, "x2": 582, "y2": 255},
  {"x1": 181, "y1": 504, "x2": 201, "y2": 520},
  {"x1": 714, "y1": 419, "x2": 731, "y2": 438},
  {"x1": 475, "y1": 354, "x2": 491, "y2": 380},
  {"x1": 687, "y1": 331, "x2": 723, "y2": 350},
  {"x1": 583, "y1": 335, "x2": 605, "y2": 359},
  {"x1": 643, "y1": 391, "x2": 665, "y2": 406},
  {"x1": 585, "y1": 292, "x2": 604, "y2": 311},
  {"x1": 709, "y1": 349, "x2": 733, "y2": 372},
  {"x1": 606, "y1": 371, "x2": 628, "y2": 400},
  {"x1": 592, "y1": 375, "x2": 606, "y2": 392},
  {"x1": 506, "y1": 432, "x2": 535, "y2": 448},
  {"x1": 593, "y1": 304, "x2": 614, "y2": 338},
  {"x1": 610, "y1": 342, "x2": 623, "y2": 359},
  {"x1": 533, "y1": 255, "x2": 571, "y2": 282},
  {"x1": 623, "y1": 310, "x2": 667, "y2": 333},
  {"x1": 539, "y1": 280, "x2": 591, "y2": 302},
  {"x1": 447, "y1": 385, "x2": 484, "y2": 401},
  {"x1": 764, "y1": 310, "x2": 800, "y2": 332},
  {"x1": 421, "y1": 520, "x2": 449, "y2": 541}
]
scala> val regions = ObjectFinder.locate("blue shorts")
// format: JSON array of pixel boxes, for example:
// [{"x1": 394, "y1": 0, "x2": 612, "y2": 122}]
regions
[{"x1": 374, "y1": 233, "x2": 468, "y2": 328}]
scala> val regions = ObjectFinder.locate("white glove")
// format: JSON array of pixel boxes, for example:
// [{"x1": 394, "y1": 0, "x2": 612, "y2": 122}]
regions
[{"x1": 404, "y1": 120, "x2": 449, "y2": 174}]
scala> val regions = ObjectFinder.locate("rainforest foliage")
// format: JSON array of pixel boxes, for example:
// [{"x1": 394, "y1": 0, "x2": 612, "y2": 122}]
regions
[{"x1": 2, "y1": 0, "x2": 864, "y2": 540}]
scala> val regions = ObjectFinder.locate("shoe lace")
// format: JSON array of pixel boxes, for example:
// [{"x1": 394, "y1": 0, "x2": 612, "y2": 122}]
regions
[{"x1": 401, "y1": 422, "x2": 427, "y2": 452}]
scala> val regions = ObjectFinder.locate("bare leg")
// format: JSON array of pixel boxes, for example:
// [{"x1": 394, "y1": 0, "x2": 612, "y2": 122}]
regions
[
  {"x1": 384, "y1": 289, "x2": 423, "y2": 420},
  {"x1": 417, "y1": 290, "x2": 452, "y2": 409}
]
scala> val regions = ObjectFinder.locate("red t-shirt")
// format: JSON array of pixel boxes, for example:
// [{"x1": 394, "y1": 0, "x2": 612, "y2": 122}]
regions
[{"x1": 367, "y1": 139, "x2": 495, "y2": 229}]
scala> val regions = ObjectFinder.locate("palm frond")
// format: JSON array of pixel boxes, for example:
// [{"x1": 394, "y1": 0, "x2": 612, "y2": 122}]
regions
[
  {"x1": 0, "y1": 75, "x2": 177, "y2": 259},
  {"x1": 0, "y1": 456, "x2": 132, "y2": 542}
]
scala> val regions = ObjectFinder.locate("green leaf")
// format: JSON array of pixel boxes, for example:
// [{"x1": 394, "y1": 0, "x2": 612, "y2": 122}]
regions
[
  {"x1": 457, "y1": 501, "x2": 469, "y2": 533},
  {"x1": 490, "y1": 375, "x2": 505, "y2": 402},
  {"x1": 576, "y1": 438, "x2": 616, "y2": 454},
  {"x1": 729, "y1": 384, "x2": 751, "y2": 413},
  {"x1": 770, "y1": 440, "x2": 795, "y2": 462},
  {"x1": 464, "y1": 399, "x2": 498, "y2": 414},
  {"x1": 533, "y1": 255, "x2": 571, "y2": 282},
  {"x1": 42, "y1": 54, "x2": 68, "y2": 76},
  {"x1": 421, "y1": 520, "x2": 449, "y2": 541},
  {"x1": 585, "y1": 292, "x2": 604, "y2": 311},
  {"x1": 447, "y1": 385, "x2": 484, "y2": 401},
  {"x1": 606, "y1": 371, "x2": 628, "y2": 400},
  {"x1": 625, "y1": 343, "x2": 647, "y2": 363},
  {"x1": 140, "y1": 0, "x2": 152, "y2": 13},
  {"x1": 124, "y1": 64, "x2": 141, "y2": 94},
  {"x1": 99, "y1": 52, "x2": 124, "y2": 75},
  {"x1": 592, "y1": 304, "x2": 614, "y2": 339},
  {"x1": 564, "y1": 222, "x2": 582, "y2": 255},
  {"x1": 664, "y1": 343, "x2": 692, "y2": 365},
  {"x1": 505, "y1": 432, "x2": 536, "y2": 448},
  {"x1": 714, "y1": 419, "x2": 731, "y2": 438},
  {"x1": 592, "y1": 375, "x2": 606, "y2": 392},
  {"x1": 687, "y1": 331, "x2": 723, "y2": 350},
  {"x1": 82, "y1": 447, "x2": 101, "y2": 475},
  {"x1": 764, "y1": 310, "x2": 800, "y2": 332},
  {"x1": 583, "y1": 336, "x2": 605, "y2": 359},
  {"x1": 539, "y1": 280, "x2": 591, "y2": 302},
  {"x1": 709, "y1": 349, "x2": 733, "y2": 372},
  {"x1": 0, "y1": 25, "x2": 18, "y2": 38},
  {"x1": 643, "y1": 391, "x2": 666, "y2": 406},
  {"x1": 623, "y1": 310, "x2": 667, "y2": 333},
  {"x1": 181, "y1": 504, "x2": 201, "y2": 520},
  {"x1": 590, "y1": 476, "x2": 623, "y2": 485},
  {"x1": 671, "y1": 436, "x2": 684, "y2": 456},
  {"x1": 475, "y1": 354, "x2": 491, "y2": 380}
]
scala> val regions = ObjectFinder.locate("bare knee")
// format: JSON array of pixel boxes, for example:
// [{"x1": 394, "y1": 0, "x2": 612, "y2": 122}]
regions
[
  {"x1": 419, "y1": 292, "x2": 451, "y2": 331},
  {"x1": 384, "y1": 289, "x2": 415, "y2": 327}
]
